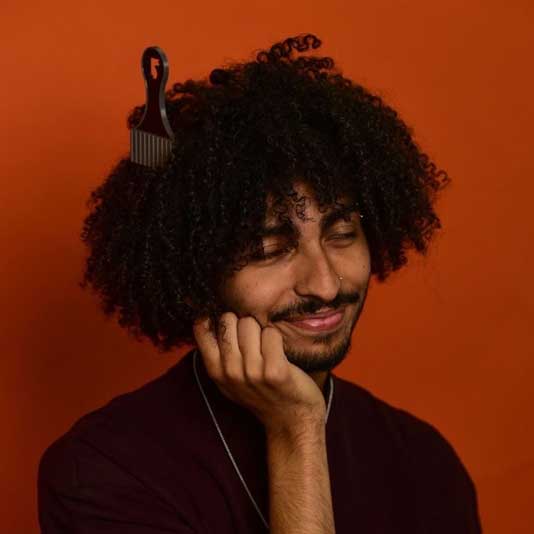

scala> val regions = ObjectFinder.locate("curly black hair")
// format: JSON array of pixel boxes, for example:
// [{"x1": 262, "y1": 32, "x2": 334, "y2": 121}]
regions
[{"x1": 79, "y1": 33, "x2": 450, "y2": 353}]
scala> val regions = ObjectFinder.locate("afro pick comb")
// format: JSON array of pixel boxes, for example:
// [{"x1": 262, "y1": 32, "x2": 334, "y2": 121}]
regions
[{"x1": 130, "y1": 46, "x2": 174, "y2": 168}]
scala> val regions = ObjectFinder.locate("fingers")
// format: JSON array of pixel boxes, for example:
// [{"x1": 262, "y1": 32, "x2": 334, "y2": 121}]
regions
[
  {"x1": 236, "y1": 316, "x2": 264, "y2": 384},
  {"x1": 192, "y1": 316, "x2": 223, "y2": 380},
  {"x1": 261, "y1": 326, "x2": 287, "y2": 385},
  {"x1": 217, "y1": 312, "x2": 244, "y2": 382},
  {"x1": 194, "y1": 312, "x2": 284, "y2": 388}
]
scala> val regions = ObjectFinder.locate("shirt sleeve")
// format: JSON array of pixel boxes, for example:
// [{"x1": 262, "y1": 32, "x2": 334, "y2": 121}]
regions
[
  {"x1": 394, "y1": 408, "x2": 483, "y2": 533},
  {"x1": 38, "y1": 433, "x2": 198, "y2": 534}
]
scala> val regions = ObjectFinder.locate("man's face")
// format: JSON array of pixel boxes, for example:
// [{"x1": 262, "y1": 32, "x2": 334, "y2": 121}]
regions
[{"x1": 217, "y1": 181, "x2": 371, "y2": 375}]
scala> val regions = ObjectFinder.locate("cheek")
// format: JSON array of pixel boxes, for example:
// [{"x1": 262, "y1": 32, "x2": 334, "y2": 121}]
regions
[
  {"x1": 355, "y1": 240, "x2": 371, "y2": 273},
  {"x1": 223, "y1": 275, "x2": 282, "y2": 316},
  {"x1": 344, "y1": 245, "x2": 370, "y2": 274},
  {"x1": 360, "y1": 254, "x2": 371, "y2": 275},
  {"x1": 242, "y1": 275, "x2": 282, "y2": 307}
]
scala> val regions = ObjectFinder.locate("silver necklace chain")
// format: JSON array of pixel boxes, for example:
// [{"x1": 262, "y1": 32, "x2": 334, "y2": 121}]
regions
[{"x1": 193, "y1": 349, "x2": 335, "y2": 531}]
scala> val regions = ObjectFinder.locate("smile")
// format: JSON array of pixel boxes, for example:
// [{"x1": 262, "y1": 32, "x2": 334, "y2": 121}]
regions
[{"x1": 285, "y1": 308, "x2": 345, "y2": 333}]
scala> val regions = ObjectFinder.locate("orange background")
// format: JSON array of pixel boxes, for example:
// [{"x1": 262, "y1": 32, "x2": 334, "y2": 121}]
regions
[{"x1": 2, "y1": 1, "x2": 533, "y2": 532}]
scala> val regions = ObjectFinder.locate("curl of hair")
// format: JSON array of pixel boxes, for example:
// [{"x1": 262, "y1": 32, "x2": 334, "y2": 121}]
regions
[{"x1": 80, "y1": 33, "x2": 450, "y2": 352}]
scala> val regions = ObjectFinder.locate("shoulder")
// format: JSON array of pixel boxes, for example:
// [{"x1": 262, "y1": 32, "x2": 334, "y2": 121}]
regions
[
  {"x1": 38, "y1": 430, "x2": 79, "y2": 494},
  {"x1": 38, "y1": 428, "x2": 199, "y2": 532},
  {"x1": 334, "y1": 375, "x2": 473, "y2": 476},
  {"x1": 333, "y1": 376, "x2": 482, "y2": 532},
  {"x1": 391, "y1": 404, "x2": 482, "y2": 531},
  {"x1": 38, "y1": 355, "x2": 192, "y2": 492},
  {"x1": 37, "y1": 357, "x2": 201, "y2": 532},
  {"x1": 390, "y1": 404, "x2": 471, "y2": 470},
  {"x1": 38, "y1": 419, "x2": 142, "y2": 492}
]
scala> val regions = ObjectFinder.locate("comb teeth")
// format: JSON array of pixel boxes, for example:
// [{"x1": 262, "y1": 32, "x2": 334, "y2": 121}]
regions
[{"x1": 130, "y1": 128, "x2": 173, "y2": 168}]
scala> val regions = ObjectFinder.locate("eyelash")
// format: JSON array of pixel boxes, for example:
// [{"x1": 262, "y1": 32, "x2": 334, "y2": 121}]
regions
[{"x1": 256, "y1": 232, "x2": 358, "y2": 261}]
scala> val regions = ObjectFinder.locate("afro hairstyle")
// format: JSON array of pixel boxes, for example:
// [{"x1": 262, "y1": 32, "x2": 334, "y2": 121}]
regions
[{"x1": 79, "y1": 33, "x2": 450, "y2": 352}]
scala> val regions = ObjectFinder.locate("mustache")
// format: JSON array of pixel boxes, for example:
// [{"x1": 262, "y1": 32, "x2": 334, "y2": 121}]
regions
[{"x1": 270, "y1": 292, "x2": 359, "y2": 322}]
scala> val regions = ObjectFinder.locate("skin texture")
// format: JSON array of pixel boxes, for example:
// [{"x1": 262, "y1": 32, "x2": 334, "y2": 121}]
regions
[
  {"x1": 216, "y1": 181, "x2": 370, "y2": 392},
  {"x1": 266, "y1": 423, "x2": 335, "y2": 534},
  {"x1": 193, "y1": 180, "x2": 371, "y2": 421},
  {"x1": 192, "y1": 181, "x2": 366, "y2": 533}
]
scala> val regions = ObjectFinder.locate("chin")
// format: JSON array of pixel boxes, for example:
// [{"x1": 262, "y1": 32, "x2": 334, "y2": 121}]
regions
[{"x1": 283, "y1": 336, "x2": 352, "y2": 374}]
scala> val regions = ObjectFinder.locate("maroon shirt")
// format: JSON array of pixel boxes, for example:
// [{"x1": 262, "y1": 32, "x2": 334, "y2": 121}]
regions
[{"x1": 38, "y1": 348, "x2": 482, "y2": 533}]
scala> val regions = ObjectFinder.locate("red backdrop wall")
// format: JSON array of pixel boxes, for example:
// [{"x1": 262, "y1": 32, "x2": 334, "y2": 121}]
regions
[{"x1": 2, "y1": 1, "x2": 533, "y2": 532}]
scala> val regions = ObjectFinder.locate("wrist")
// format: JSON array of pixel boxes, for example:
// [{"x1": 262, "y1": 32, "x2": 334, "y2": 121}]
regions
[{"x1": 265, "y1": 412, "x2": 326, "y2": 444}]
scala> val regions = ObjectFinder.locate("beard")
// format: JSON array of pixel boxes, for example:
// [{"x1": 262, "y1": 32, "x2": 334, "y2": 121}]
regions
[
  {"x1": 283, "y1": 333, "x2": 353, "y2": 373},
  {"x1": 281, "y1": 282, "x2": 368, "y2": 374}
]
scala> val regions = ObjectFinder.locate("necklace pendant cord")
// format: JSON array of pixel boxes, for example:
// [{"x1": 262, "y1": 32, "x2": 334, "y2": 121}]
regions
[{"x1": 193, "y1": 349, "x2": 334, "y2": 531}]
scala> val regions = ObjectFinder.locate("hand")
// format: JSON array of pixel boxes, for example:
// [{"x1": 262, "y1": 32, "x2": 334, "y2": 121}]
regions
[{"x1": 192, "y1": 312, "x2": 326, "y2": 434}]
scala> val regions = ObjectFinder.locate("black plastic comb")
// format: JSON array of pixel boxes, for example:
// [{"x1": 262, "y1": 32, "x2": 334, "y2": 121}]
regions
[{"x1": 130, "y1": 46, "x2": 174, "y2": 168}]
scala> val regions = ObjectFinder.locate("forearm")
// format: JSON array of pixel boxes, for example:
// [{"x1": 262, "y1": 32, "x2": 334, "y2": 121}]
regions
[{"x1": 266, "y1": 420, "x2": 336, "y2": 534}]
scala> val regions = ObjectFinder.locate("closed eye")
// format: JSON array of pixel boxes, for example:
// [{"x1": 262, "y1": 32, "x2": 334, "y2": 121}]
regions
[
  {"x1": 331, "y1": 232, "x2": 357, "y2": 240},
  {"x1": 254, "y1": 246, "x2": 293, "y2": 261},
  {"x1": 253, "y1": 232, "x2": 358, "y2": 261}
]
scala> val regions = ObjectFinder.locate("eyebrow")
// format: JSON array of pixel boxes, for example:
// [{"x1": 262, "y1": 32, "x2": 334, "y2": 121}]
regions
[{"x1": 258, "y1": 206, "x2": 358, "y2": 239}]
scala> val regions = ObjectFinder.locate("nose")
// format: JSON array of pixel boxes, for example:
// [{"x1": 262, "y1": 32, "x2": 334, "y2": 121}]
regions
[{"x1": 292, "y1": 245, "x2": 341, "y2": 303}]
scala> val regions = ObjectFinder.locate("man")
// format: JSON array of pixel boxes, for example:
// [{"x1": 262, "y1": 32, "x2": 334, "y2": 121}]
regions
[{"x1": 38, "y1": 33, "x2": 482, "y2": 533}]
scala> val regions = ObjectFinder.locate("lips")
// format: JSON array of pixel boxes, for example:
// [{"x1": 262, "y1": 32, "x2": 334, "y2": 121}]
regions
[
  {"x1": 289, "y1": 308, "x2": 342, "y2": 321},
  {"x1": 287, "y1": 308, "x2": 345, "y2": 332}
]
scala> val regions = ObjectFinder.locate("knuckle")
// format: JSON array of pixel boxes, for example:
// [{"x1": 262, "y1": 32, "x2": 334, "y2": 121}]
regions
[
  {"x1": 220, "y1": 311, "x2": 235, "y2": 323},
  {"x1": 219, "y1": 335, "x2": 233, "y2": 350},
  {"x1": 244, "y1": 367, "x2": 262, "y2": 383},
  {"x1": 204, "y1": 364, "x2": 223, "y2": 385},
  {"x1": 218, "y1": 328, "x2": 233, "y2": 347},
  {"x1": 218, "y1": 313, "x2": 234, "y2": 332},
  {"x1": 210, "y1": 372, "x2": 224, "y2": 386},
  {"x1": 223, "y1": 366, "x2": 243, "y2": 383},
  {"x1": 264, "y1": 366, "x2": 285, "y2": 385}
]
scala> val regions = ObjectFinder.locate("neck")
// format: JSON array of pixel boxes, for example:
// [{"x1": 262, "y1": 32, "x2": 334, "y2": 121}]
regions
[{"x1": 309, "y1": 370, "x2": 329, "y2": 396}]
